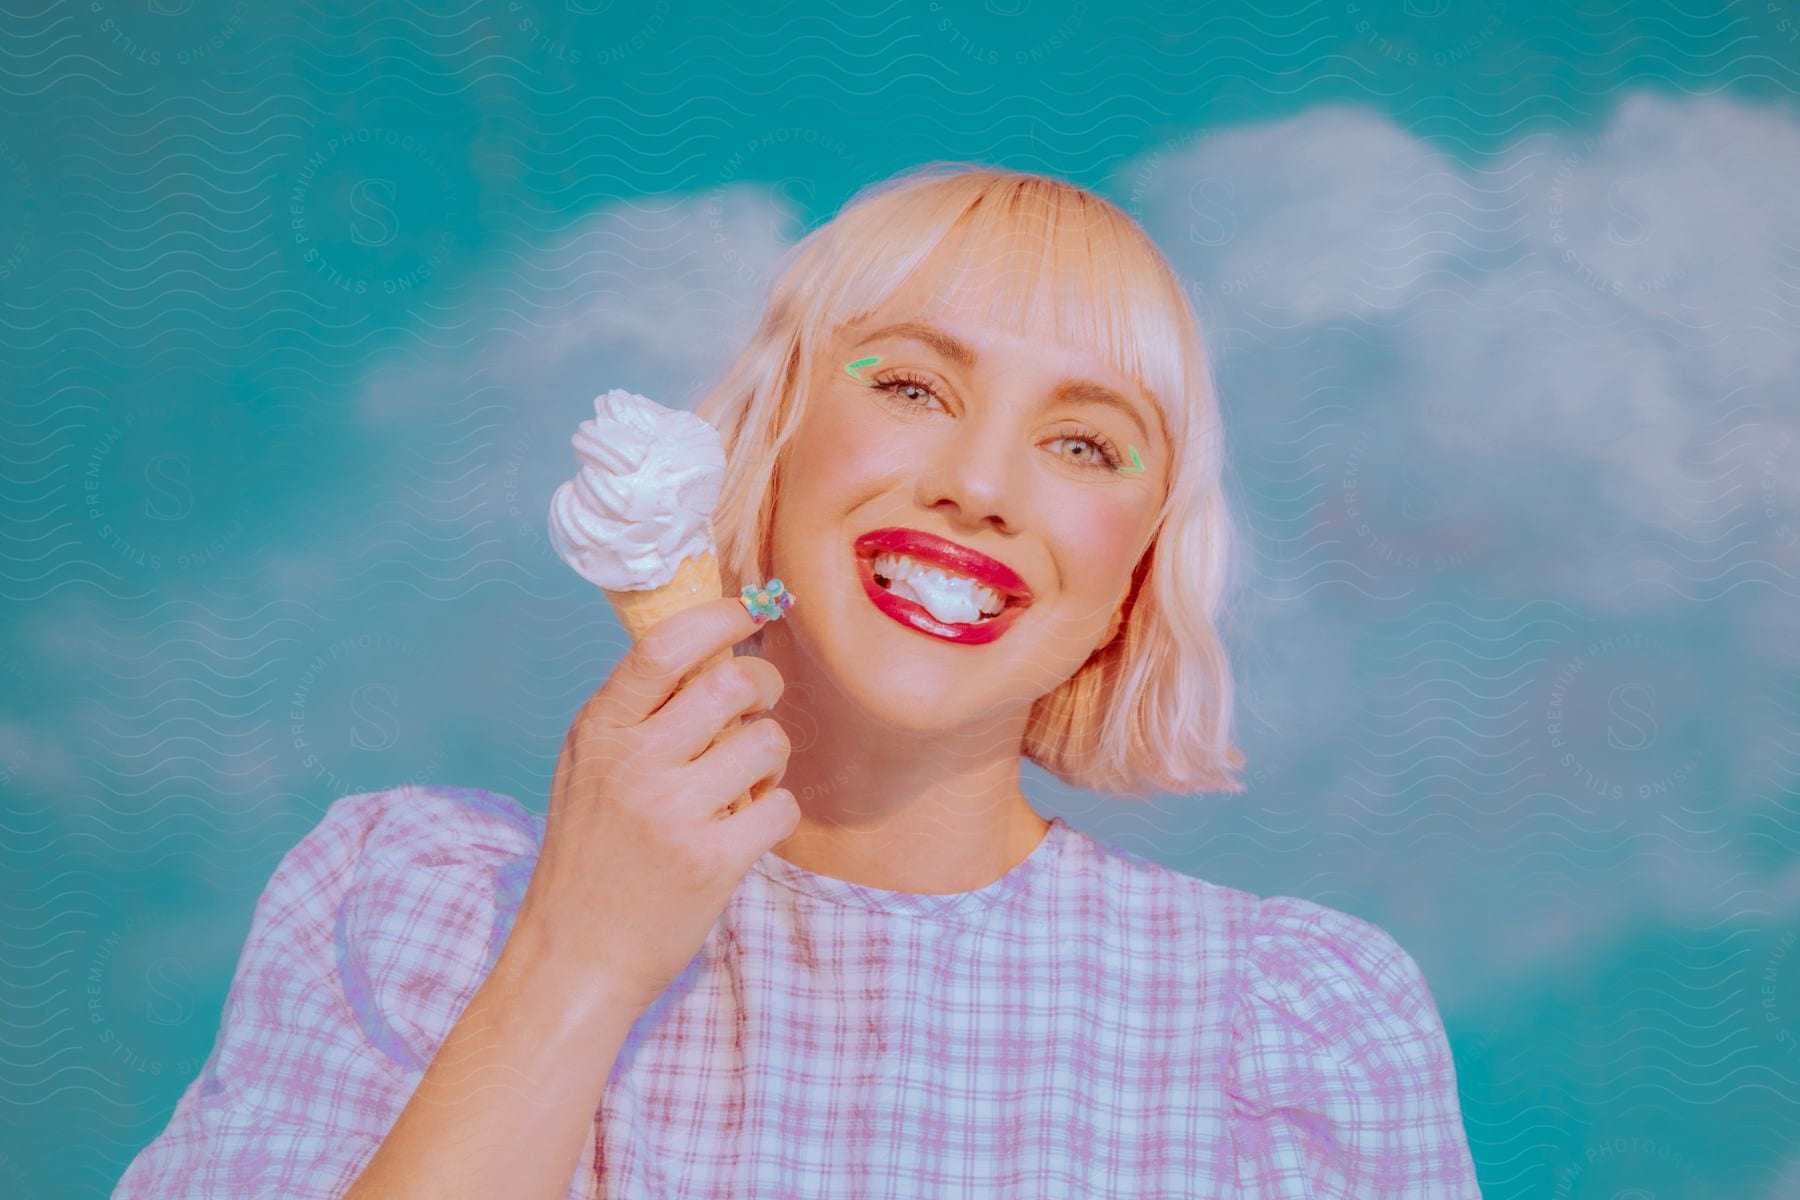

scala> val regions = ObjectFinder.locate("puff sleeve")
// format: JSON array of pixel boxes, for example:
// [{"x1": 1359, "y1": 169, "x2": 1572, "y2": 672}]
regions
[
  {"x1": 111, "y1": 784, "x2": 551, "y2": 1199},
  {"x1": 1226, "y1": 895, "x2": 1483, "y2": 1199}
]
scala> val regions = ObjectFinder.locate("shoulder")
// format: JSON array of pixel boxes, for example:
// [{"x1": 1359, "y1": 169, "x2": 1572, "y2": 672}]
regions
[
  {"x1": 1233, "y1": 893, "x2": 1438, "y2": 1032},
  {"x1": 287, "y1": 782, "x2": 542, "y2": 880},
  {"x1": 1052, "y1": 831, "x2": 1442, "y2": 1022},
  {"x1": 113, "y1": 785, "x2": 552, "y2": 1196},
  {"x1": 253, "y1": 785, "x2": 541, "y2": 991},
  {"x1": 1225, "y1": 892, "x2": 1481, "y2": 1197},
  {"x1": 1051, "y1": 822, "x2": 1243, "y2": 922},
  {"x1": 1048, "y1": 829, "x2": 1478, "y2": 1193},
  {"x1": 225, "y1": 784, "x2": 544, "y2": 1087},
  {"x1": 1225, "y1": 893, "x2": 1456, "y2": 1117},
  {"x1": 274, "y1": 782, "x2": 543, "y2": 928}
]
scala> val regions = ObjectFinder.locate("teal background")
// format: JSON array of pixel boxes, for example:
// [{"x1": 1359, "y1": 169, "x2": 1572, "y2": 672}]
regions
[{"x1": 2, "y1": 1, "x2": 1797, "y2": 1196}]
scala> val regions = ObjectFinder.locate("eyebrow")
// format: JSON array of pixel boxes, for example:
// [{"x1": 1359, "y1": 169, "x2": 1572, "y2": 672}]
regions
[{"x1": 855, "y1": 320, "x2": 1155, "y2": 444}]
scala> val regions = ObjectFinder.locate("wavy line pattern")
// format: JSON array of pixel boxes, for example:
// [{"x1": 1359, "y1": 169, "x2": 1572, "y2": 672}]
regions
[{"x1": 1, "y1": 1, "x2": 1796, "y2": 1197}]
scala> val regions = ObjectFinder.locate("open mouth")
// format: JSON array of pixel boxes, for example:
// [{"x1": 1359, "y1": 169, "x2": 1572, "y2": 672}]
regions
[{"x1": 854, "y1": 548, "x2": 1031, "y2": 645}]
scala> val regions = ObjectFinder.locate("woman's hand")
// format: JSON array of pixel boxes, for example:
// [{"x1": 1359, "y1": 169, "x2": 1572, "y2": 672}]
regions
[{"x1": 518, "y1": 595, "x2": 799, "y2": 1020}]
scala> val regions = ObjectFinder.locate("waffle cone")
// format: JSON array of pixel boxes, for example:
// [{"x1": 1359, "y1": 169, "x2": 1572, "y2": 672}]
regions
[
  {"x1": 604, "y1": 550, "x2": 752, "y2": 816},
  {"x1": 604, "y1": 550, "x2": 721, "y2": 641}
]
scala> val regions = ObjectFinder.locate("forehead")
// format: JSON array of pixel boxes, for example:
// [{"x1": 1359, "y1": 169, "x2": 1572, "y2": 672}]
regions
[{"x1": 846, "y1": 226, "x2": 1067, "y2": 333}]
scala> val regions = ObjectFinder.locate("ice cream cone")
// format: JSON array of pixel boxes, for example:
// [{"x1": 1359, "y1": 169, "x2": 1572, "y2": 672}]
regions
[
  {"x1": 603, "y1": 550, "x2": 729, "y2": 663},
  {"x1": 548, "y1": 389, "x2": 775, "y2": 818},
  {"x1": 603, "y1": 549, "x2": 750, "y2": 815}
]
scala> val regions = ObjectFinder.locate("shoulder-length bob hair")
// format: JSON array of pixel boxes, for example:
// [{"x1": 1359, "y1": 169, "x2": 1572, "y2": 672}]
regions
[{"x1": 695, "y1": 160, "x2": 1245, "y2": 801}]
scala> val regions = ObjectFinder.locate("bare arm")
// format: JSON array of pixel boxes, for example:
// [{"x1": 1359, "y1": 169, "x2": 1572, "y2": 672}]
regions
[
  {"x1": 344, "y1": 596, "x2": 795, "y2": 1198},
  {"x1": 342, "y1": 908, "x2": 640, "y2": 1200}
]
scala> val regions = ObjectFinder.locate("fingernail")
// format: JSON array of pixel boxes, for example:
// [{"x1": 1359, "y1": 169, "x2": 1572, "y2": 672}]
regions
[{"x1": 739, "y1": 577, "x2": 795, "y2": 624}]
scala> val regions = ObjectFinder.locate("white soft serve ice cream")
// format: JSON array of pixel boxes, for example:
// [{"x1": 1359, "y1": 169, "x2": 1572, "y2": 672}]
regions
[{"x1": 546, "y1": 389, "x2": 728, "y2": 592}]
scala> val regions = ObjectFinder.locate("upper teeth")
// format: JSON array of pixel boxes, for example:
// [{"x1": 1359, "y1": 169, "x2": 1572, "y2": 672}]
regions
[{"x1": 873, "y1": 553, "x2": 1008, "y2": 617}]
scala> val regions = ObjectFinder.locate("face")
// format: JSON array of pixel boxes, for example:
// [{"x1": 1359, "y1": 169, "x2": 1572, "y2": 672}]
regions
[{"x1": 761, "y1": 250, "x2": 1171, "y2": 735}]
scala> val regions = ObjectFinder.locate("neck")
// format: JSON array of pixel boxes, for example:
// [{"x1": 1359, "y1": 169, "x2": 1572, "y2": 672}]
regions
[{"x1": 752, "y1": 624, "x2": 1052, "y2": 894}]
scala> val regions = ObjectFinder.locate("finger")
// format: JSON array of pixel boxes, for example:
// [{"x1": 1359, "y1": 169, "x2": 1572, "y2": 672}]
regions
[
  {"x1": 677, "y1": 715, "x2": 791, "y2": 818},
  {"x1": 718, "y1": 785, "x2": 802, "y2": 857},
  {"x1": 588, "y1": 596, "x2": 765, "y2": 731},
  {"x1": 637, "y1": 654, "x2": 784, "y2": 765},
  {"x1": 713, "y1": 773, "x2": 785, "y2": 822}
]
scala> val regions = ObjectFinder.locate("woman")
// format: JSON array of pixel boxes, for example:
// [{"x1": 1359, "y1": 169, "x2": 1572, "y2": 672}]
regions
[{"x1": 114, "y1": 163, "x2": 1482, "y2": 1198}]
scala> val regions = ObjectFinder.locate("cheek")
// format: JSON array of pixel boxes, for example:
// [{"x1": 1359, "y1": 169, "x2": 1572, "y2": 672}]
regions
[
  {"x1": 1042, "y1": 491, "x2": 1146, "y2": 622},
  {"x1": 786, "y1": 394, "x2": 891, "y2": 490},
  {"x1": 767, "y1": 402, "x2": 881, "y2": 562}
]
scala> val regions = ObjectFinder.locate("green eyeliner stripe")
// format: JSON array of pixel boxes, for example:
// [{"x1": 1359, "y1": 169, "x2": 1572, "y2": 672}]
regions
[
  {"x1": 845, "y1": 356, "x2": 881, "y2": 382},
  {"x1": 1116, "y1": 444, "x2": 1145, "y2": 474}
]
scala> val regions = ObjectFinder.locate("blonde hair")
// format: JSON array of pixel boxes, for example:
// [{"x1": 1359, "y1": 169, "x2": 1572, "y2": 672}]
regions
[{"x1": 696, "y1": 161, "x2": 1245, "y2": 800}]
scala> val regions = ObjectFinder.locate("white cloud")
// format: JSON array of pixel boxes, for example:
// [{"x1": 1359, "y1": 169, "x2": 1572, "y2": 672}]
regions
[
  {"x1": 355, "y1": 186, "x2": 786, "y2": 436},
  {"x1": 1764, "y1": 1149, "x2": 1800, "y2": 1200},
  {"x1": 1127, "y1": 93, "x2": 1800, "y2": 574},
  {"x1": 1127, "y1": 105, "x2": 1474, "y2": 322},
  {"x1": 1104, "y1": 91, "x2": 1800, "y2": 994}
]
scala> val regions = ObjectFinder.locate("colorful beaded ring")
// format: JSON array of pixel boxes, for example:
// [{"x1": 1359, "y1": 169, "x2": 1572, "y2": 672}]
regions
[{"x1": 739, "y1": 577, "x2": 795, "y2": 624}]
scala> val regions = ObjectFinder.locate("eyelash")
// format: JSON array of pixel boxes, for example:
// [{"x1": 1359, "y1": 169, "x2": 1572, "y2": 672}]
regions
[{"x1": 866, "y1": 371, "x2": 1127, "y2": 472}]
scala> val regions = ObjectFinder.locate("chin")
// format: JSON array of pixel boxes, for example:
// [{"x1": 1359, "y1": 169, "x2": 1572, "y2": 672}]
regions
[
  {"x1": 772, "y1": 591, "x2": 1031, "y2": 738},
  {"x1": 849, "y1": 655, "x2": 1010, "y2": 733}
]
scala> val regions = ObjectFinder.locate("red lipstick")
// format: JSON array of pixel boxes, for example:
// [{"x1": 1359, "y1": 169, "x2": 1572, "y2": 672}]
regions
[
  {"x1": 852, "y1": 528, "x2": 1033, "y2": 646},
  {"x1": 851, "y1": 528, "x2": 1033, "y2": 602},
  {"x1": 855, "y1": 554, "x2": 1031, "y2": 645}
]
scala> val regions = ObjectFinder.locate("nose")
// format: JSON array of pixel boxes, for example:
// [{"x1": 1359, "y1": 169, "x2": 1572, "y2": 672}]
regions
[{"x1": 912, "y1": 392, "x2": 1025, "y2": 534}]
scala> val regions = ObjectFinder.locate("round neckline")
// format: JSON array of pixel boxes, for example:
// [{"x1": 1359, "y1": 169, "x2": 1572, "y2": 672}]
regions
[{"x1": 749, "y1": 815, "x2": 1071, "y2": 919}]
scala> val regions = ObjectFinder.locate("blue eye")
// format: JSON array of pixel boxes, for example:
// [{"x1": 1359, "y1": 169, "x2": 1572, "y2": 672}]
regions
[
  {"x1": 866, "y1": 371, "x2": 1127, "y2": 472},
  {"x1": 871, "y1": 372, "x2": 947, "y2": 412},
  {"x1": 1049, "y1": 432, "x2": 1126, "y2": 471}
]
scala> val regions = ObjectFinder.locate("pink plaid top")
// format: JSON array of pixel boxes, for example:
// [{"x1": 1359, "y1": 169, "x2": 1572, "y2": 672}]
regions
[{"x1": 114, "y1": 784, "x2": 1482, "y2": 1198}]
